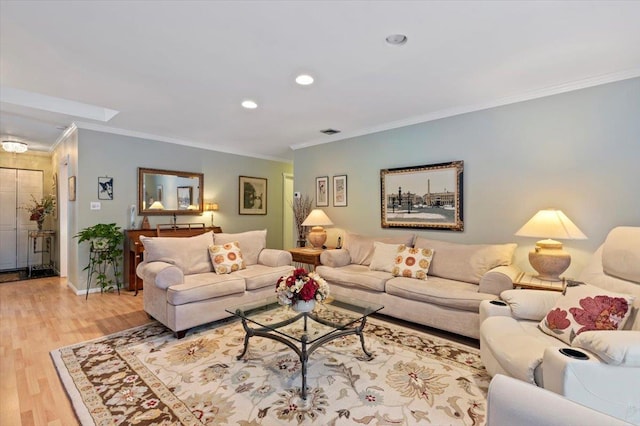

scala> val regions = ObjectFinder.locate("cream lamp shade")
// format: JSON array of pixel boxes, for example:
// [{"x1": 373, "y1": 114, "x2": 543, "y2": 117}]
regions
[
  {"x1": 515, "y1": 209, "x2": 587, "y2": 281},
  {"x1": 204, "y1": 202, "x2": 219, "y2": 226},
  {"x1": 148, "y1": 201, "x2": 165, "y2": 210},
  {"x1": 301, "y1": 209, "x2": 334, "y2": 249}
]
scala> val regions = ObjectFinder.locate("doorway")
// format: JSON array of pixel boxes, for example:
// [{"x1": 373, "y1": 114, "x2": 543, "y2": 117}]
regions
[{"x1": 282, "y1": 173, "x2": 294, "y2": 249}]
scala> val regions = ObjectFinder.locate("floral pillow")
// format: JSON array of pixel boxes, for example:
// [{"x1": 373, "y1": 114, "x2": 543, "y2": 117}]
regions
[
  {"x1": 208, "y1": 242, "x2": 246, "y2": 274},
  {"x1": 539, "y1": 284, "x2": 635, "y2": 345},
  {"x1": 391, "y1": 246, "x2": 434, "y2": 280}
]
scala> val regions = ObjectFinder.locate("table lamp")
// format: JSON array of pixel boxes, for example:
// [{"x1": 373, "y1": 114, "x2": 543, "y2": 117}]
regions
[
  {"x1": 301, "y1": 209, "x2": 334, "y2": 249},
  {"x1": 205, "y1": 202, "x2": 219, "y2": 227},
  {"x1": 515, "y1": 209, "x2": 587, "y2": 281},
  {"x1": 148, "y1": 201, "x2": 165, "y2": 210}
]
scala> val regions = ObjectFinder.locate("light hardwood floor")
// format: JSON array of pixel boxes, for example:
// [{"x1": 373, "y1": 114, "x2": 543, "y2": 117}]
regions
[{"x1": 0, "y1": 276, "x2": 150, "y2": 426}]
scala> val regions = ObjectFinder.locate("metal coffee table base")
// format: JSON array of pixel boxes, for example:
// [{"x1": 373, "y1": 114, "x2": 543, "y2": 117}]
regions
[{"x1": 236, "y1": 312, "x2": 373, "y2": 400}]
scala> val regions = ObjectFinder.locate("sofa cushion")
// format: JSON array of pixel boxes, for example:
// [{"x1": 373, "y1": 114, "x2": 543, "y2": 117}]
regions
[
  {"x1": 602, "y1": 226, "x2": 640, "y2": 284},
  {"x1": 414, "y1": 237, "x2": 516, "y2": 284},
  {"x1": 214, "y1": 229, "x2": 266, "y2": 265},
  {"x1": 386, "y1": 276, "x2": 493, "y2": 312},
  {"x1": 140, "y1": 231, "x2": 214, "y2": 274},
  {"x1": 392, "y1": 246, "x2": 434, "y2": 280},
  {"x1": 234, "y1": 264, "x2": 294, "y2": 291},
  {"x1": 539, "y1": 284, "x2": 635, "y2": 345},
  {"x1": 344, "y1": 232, "x2": 414, "y2": 266},
  {"x1": 209, "y1": 242, "x2": 246, "y2": 274},
  {"x1": 166, "y1": 273, "x2": 246, "y2": 305},
  {"x1": 315, "y1": 264, "x2": 392, "y2": 292},
  {"x1": 572, "y1": 330, "x2": 640, "y2": 366},
  {"x1": 369, "y1": 242, "x2": 404, "y2": 273}
]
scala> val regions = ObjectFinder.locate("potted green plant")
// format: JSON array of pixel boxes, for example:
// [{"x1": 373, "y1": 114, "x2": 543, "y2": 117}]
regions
[{"x1": 75, "y1": 223, "x2": 124, "y2": 292}]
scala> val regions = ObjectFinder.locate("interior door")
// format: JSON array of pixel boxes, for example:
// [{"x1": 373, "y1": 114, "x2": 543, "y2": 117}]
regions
[
  {"x1": 0, "y1": 169, "x2": 17, "y2": 269},
  {"x1": 17, "y1": 169, "x2": 44, "y2": 268}
]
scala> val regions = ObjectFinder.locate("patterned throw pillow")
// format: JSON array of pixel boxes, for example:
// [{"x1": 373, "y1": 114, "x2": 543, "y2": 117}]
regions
[
  {"x1": 391, "y1": 246, "x2": 434, "y2": 280},
  {"x1": 539, "y1": 284, "x2": 635, "y2": 345},
  {"x1": 208, "y1": 242, "x2": 246, "y2": 274}
]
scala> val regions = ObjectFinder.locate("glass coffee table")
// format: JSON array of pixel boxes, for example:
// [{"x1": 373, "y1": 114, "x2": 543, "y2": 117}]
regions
[{"x1": 226, "y1": 295, "x2": 383, "y2": 400}]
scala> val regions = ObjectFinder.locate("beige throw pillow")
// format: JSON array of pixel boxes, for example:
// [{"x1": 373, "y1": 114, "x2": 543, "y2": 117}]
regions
[
  {"x1": 344, "y1": 232, "x2": 414, "y2": 265},
  {"x1": 369, "y1": 242, "x2": 403, "y2": 273},
  {"x1": 214, "y1": 229, "x2": 266, "y2": 265},
  {"x1": 209, "y1": 242, "x2": 246, "y2": 274},
  {"x1": 140, "y1": 231, "x2": 214, "y2": 274}
]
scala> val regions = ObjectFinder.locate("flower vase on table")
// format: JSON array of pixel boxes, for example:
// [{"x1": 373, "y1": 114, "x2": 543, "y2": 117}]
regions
[
  {"x1": 276, "y1": 268, "x2": 329, "y2": 312},
  {"x1": 36, "y1": 218, "x2": 44, "y2": 231}
]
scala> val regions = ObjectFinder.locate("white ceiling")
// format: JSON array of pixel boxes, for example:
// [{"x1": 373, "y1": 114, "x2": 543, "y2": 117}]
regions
[{"x1": 2, "y1": 1, "x2": 639, "y2": 161}]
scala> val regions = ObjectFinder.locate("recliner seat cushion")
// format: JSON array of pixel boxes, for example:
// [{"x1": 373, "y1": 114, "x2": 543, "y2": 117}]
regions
[{"x1": 386, "y1": 276, "x2": 493, "y2": 312}]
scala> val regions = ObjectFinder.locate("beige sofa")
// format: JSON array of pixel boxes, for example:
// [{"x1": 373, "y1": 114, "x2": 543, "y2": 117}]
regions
[
  {"x1": 137, "y1": 229, "x2": 293, "y2": 338},
  {"x1": 316, "y1": 232, "x2": 519, "y2": 339}
]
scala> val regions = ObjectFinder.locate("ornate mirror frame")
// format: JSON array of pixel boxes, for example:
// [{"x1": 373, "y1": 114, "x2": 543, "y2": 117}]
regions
[{"x1": 138, "y1": 167, "x2": 204, "y2": 215}]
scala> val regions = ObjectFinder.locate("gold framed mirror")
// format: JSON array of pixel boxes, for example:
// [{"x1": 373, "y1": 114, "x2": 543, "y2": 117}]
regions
[{"x1": 138, "y1": 167, "x2": 204, "y2": 215}]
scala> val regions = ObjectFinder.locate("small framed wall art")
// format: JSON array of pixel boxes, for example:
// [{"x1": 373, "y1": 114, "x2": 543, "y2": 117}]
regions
[
  {"x1": 333, "y1": 175, "x2": 347, "y2": 207},
  {"x1": 316, "y1": 176, "x2": 329, "y2": 207},
  {"x1": 98, "y1": 176, "x2": 114, "y2": 200},
  {"x1": 68, "y1": 176, "x2": 76, "y2": 202},
  {"x1": 239, "y1": 175, "x2": 267, "y2": 215}
]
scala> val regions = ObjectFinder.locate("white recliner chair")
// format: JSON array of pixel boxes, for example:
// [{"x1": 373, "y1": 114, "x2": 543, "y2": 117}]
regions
[{"x1": 480, "y1": 226, "x2": 640, "y2": 425}]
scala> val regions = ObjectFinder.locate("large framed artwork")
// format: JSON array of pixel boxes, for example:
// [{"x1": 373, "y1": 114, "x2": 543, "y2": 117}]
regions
[
  {"x1": 315, "y1": 176, "x2": 329, "y2": 207},
  {"x1": 239, "y1": 176, "x2": 267, "y2": 215},
  {"x1": 380, "y1": 161, "x2": 464, "y2": 231}
]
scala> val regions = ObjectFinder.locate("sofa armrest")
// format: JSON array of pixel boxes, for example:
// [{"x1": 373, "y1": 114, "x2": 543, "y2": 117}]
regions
[
  {"x1": 487, "y1": 374, "x2": 630, "y2": 426},
  {"x1": 542, "y1": 346, "x2": 640, "y2": 423},
  {"x1": 137, "y1": 261, "x2": 184, "y2": 290},
  {"x1": 500, "y1": 289, "x2": 562, "y2": 321},
  {"x1": 573, "y1": 331, "x2": 640, "y2": 366},
  {"x1": 258, "y1": 249, "x2": 292, "y2": 267},
  {"x1": 478, "y1": 265, "x2": 521, "y2": 295},
  {"x1": 320, "y1": 249, "x2": 351, "y2": 268}
]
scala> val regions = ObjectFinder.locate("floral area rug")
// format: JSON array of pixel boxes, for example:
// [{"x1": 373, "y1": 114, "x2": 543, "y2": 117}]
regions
[{"x1": 51, "y1": 310, "x2": 490, "y2": 425}]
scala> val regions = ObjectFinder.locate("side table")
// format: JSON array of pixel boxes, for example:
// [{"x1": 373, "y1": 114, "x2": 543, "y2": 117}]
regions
[
  {"x1": 288, "y1": 247, "x2": 324, "y2": 271},
  {"x1": 513, "y1": 272, "x2": 565, "y2": 292},
  {"x1": 27, "y1": 230, "x2": 56, "y2": 277}
]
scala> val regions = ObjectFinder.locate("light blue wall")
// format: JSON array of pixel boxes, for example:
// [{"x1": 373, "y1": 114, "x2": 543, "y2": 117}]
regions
[{"x1": 293, "y1": 78, "x2": 640, "y2": 278}]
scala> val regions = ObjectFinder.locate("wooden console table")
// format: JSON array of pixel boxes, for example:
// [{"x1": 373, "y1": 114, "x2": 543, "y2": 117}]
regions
[{"x1": 124, "y1": 225, "x2": 222, "y2": 295}]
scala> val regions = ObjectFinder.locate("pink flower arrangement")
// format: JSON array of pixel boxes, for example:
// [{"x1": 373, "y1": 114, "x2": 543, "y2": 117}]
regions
[{"x1": 275, "y1": 268, "x2": 330, "y2": 306}]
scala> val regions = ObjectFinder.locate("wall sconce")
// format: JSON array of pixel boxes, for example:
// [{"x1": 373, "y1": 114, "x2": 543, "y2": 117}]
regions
[
  {"x1": 205, "y1": 202, "x2": 219, "y2": 227},
  {"x1": 301, "y1": 209, "x2": 334, "y2": 249},
  {"x1": 515, "y1": 209, "x2": 587, "y2": 281}
]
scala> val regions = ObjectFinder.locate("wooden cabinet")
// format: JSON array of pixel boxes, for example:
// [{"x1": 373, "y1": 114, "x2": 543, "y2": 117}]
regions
[{"x1": 124, "y1": 226, "x2": 222, "y2": 294}]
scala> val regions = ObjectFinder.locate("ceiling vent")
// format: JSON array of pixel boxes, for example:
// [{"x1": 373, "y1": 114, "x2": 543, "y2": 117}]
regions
[{"x1": 320, "y1": 128, "x2": 341, "y2": 135}]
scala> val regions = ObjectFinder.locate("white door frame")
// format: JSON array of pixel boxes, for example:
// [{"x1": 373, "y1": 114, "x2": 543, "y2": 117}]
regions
[
  {"x1": 282, "y1": 173, "x2": 294, "y2": 249},
  {"x1": 58, "y1": 155, "x2": 69, "y2": 277}
]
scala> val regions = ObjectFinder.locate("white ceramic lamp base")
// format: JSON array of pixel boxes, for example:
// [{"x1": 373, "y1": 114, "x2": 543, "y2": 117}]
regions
[
  {"x1": 529, "y1": 240, "x2": 571, "y2": 282},
  {"x1": 307, "y1": 226, "x2": 327, "y2": 249}
]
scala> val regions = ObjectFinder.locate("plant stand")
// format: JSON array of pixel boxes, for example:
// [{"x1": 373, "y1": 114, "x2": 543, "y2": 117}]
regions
[{"x1": 85, "y1": 246, "x2": 121, "y2": 299}]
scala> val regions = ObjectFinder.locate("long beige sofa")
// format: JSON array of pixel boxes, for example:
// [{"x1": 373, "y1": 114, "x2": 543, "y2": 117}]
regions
[
  {"x1": 316, "y1": 232, "x2": 520, "y2": 339},
  {"x1": 137, "y1": 229, "x2": 293, "y2": 338}
]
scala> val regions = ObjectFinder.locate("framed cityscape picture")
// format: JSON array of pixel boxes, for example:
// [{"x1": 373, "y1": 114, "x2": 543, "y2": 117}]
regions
[{"x1": 380, "y1": 161, "x2": 464, "y2": 231}]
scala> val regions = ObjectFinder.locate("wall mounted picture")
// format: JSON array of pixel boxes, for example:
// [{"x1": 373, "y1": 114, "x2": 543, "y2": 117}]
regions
[
  {"x1": 98, "y1": 176, "x2": 114, "y2": 200},
  {"x1": 380, "y1": 160, "x2": 464, "y2": 231},
  {"x1": 316, "y1": 176, "x2": 329, "y2": 207},
  {"x1": 239, "y1": 175, "x2": 267, "y2": 215},
  {"x1": 333, "y1": 175, "x2": 347, "y2": 207},
  {"x1": 68, "y1": 176, "x2": 76, "y2": 201},
  {"x1": 177, "y1": 186, "x2": 193, "y2": 210}
]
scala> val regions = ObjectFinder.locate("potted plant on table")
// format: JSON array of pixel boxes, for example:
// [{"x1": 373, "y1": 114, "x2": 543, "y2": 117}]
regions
[
  {"x1": 291, "y1": 195, "x2": 313, "y2": 247},
  {"x1": 75, "y1": 223, "x2": 124, "y2": 292},
  {"x1": 22, "y1": 194, "x2": 56, "y2": 230}
]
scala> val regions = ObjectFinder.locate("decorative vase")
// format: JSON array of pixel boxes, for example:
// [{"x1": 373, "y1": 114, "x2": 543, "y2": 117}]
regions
[
  {"x1": 297, "y1": 239, "x2": 306, "y2": 248},
  {"x1": 292, "y1": 299, "x2": 315, "y2": 313},
  {"x1": 36, "y1": 219, "x2": 44, "y2": 231}
]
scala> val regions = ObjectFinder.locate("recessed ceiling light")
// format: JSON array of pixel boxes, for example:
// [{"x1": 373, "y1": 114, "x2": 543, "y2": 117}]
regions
[
  {"x1": 241, "y1": 100, "x2": 258, "y2": 109},
  {"x1": 295, "y1": 74, "x2": 314, "y2": 86},
  {"x1": 386, "y1": 34, "x2": 407, "y2": 46}
]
